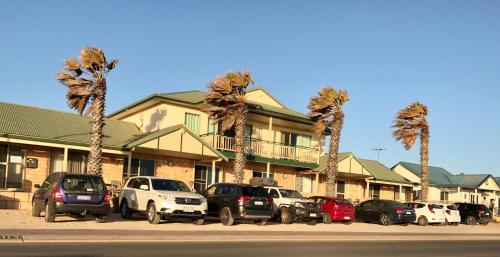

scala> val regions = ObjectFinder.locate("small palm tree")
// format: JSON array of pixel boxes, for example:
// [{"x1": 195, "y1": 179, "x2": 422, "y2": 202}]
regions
[
  {"x1": 205, "y1": 70, "x2": 254, "y2": 183},
  {"x1": 308, "y1": 86, "x2": 349, "y2": 197},
  {"x1": 393, "y1": 102, "x2": 429, "y2": 202},
  {"x1": 56, "y1": 47, "x2": 118, "y2": 175}
]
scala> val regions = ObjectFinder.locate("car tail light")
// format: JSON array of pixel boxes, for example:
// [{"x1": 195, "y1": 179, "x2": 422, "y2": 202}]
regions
[
  {"x1": 52, "y1": 187, "x2": 64, "y2": 202},
  {"x1": 238, "y1": 196, "x2": 252, "y2": 206},
  {"x1": 394, "y1": 207, "x2": 405, "y2": 214},
  {"x1": 266, "y1": 196, "x2": 273, "y2": 204},
  {"x1": 478, "y1": 209, "x2": 485, "y2": 216},
  {"x1": 104, "y1": 193, "x2": 110, "y2": 203},
  {"x1": 428, "y1": 205, "x2": 435, "y2": 214},
  {"x1": 446, "y1": 210, "x2": 451, "y2": 215}
]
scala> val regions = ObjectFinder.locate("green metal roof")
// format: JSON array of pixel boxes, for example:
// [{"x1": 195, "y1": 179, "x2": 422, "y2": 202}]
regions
[
  {"x1": 395, "y1": 161, "x2": 454, "y2": 186},
  {"x1": 448, "y1": 174, "x2": 492, "y2": 189},
  {"x1": 358, "y1": 159, "x2": 410, "y2": 184},
  {"x1": 315, "y1": 152, "x2": 352, "y2": 172},
  {"x1": 108, "y1": 89, "x2": 314, "y2": 124},
  {"x1": 0, "y1": 101, "x2": 141, "y2": 149}
]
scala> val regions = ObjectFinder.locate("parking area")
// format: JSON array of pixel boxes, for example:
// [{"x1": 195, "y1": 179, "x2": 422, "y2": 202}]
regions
[{"x1": 2, "y1": 210, "x2": 499, "y2": 234}]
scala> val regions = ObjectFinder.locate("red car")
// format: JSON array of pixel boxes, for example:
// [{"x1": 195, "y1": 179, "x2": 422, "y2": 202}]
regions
[{"x1": 308, "y1": 196, "x2": 355, "y2": 224}]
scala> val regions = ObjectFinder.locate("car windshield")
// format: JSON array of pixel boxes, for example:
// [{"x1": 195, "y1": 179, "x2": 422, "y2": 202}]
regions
[
  {"x1": 151, "y1": 179, "x2": 191, "y2": 192},
  {"x1": 430, "y1": 204, "x2": 443, "y2": 209},
  {"x1": 279, "y1": 189, "x2": 303, "y2": 198},
  {"x1": 447, "y1": 205, "x2": 458, "y2": 210},
  {"x1": 241, "y1": 186, "x2": 268, "y2": 197},
  {"x1": 334, "y1": 199, "x2": 352, "y2": 205},
  {"x1": 62, "y1": 175, "x2": 105, "y2": 193}
]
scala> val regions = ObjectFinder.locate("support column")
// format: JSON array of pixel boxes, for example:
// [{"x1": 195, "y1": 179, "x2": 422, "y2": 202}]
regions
[
  {"x1": 475, "y1": 188, "x2": 478, "y2": 204},
  {"x1": 399, "y1": 185, "x2": 403, "y2": 201},
  {"x1": 365, "y1": 180, "x2": 370, "y2": 200},
  {"x1": 315, "y1": 172, "x2": 320, "y2": 194},
  {"x1": 63, "y1": 147, "x2": 68, "y2": 171},
  {"x1": 211, "y1": 160, "x2": 216, "y2": 185},
  {"x1": 266, "y1": 162, "x2": 271, "y2": 177},
  {"x1": 127, "y1": 152, "x2": 132, "y2": 179},
  {"x1": 457, "y1": 187, "x2": 461, "y2": 202}
]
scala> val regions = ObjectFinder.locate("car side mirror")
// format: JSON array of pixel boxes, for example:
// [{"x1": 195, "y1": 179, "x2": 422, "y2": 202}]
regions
[
  {"x1": 139, "y1": 184, "x2": 149, "y2": 191},
  {"x1": 34, "y1": 184, "x2": 40, "y2": 188}
]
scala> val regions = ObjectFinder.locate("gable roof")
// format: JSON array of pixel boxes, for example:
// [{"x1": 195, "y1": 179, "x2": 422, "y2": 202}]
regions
[
  {"x1": 394, "y1": 161, "x2": 454, "y2": 186},
  {"x1": 358, "y1": 159, "x2": 410, "y2": 184},
  {"x1": 247, "y1": 87, "x2": 288, "y2": 108},
  {"x1": 315, "y1": 152, "x2": 352, "y2": 172},
  {"x1": 448, "y1": 174, "x2": 495, "y2": 189},
  {"x1": 0, "y1": 101, "x2": 141, "y2": 150},
  {"x1": 108, "y1": 89, "x2": 314, "y2": 124}
]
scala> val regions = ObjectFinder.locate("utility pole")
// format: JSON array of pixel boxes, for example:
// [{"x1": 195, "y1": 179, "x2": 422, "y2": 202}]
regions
[{"x1": 372, "y1": 147, "x2": 387, "y2": 161}]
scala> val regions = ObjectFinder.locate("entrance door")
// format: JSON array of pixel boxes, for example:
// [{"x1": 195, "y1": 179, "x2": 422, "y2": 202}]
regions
[
  {"x1": 0, "y1": 145, "x2": 24, "y2": 189},
  {"x1": 0, "y1": 144, "x2": 6, "y2": 188},
  {"x1": 194, "y1": 165, "x2": 220, "y2": 193}
]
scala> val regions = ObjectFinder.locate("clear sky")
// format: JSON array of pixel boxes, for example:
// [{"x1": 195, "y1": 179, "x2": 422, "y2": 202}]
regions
[{"x1": 0, "y1": 1, "x2": 499, "y2": 176}]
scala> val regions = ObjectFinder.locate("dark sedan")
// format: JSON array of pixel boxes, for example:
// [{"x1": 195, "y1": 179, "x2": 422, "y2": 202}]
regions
[{"x1": 355, "y1": 199, "x2": 415, "y2": 226}]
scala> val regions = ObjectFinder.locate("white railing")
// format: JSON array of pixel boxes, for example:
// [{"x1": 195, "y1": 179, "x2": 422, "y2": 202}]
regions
[{"x1": 200, "y1": 134, "x2": 319, "y2": 164}]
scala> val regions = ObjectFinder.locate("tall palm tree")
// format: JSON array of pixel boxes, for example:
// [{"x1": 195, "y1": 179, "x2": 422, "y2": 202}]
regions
[
  {"x1": 56, "y1": 47, "x2": 118, "y2": 175},
  {"x1": 308, "y1": 86, "x2": 349, "y2": 197},
  {"x1": 392, "y1": 102, "x2": 430, "y2": 202},
  {"x1": 205, "y1": 70, "x2": 254, "y2": 183}
]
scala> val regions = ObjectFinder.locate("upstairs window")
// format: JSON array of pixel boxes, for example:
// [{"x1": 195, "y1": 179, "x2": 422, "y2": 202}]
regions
[{"x1": 184, "y1": 113, "x2": 200, "y2": 134}]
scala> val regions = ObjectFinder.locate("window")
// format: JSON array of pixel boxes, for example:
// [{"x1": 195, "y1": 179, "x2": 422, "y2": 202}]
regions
[
  {"x1": 336, "y1": 181, "x2": 345, "y2": 199},
  {"x1": 440, "y1": 191, "x2": 449, "y2": 201},
  {"x1": 281, "y1": 132, "x2": 297, "y2": 146},
  {"x1": 50, "y1": 150, "x2": 87, "y2": 174},
  {"x1": 413, "y1": 190, "x2": 422, "y2": 200},
  {"x1": 194, "y1": 165, "x2": 220, "y2": 193},
  {"x1": 295, "y1": 176, "x2": 312, "y2": 193},
  {"x1": 360, "y1": 200, "x2": 373, "y2": 208},
  {"x1": 62, "y1": 175, "x2": 105, "y2": 193},
  {"x1": 279, "y1": 189, "x2": 303, "y2": 198},
  {"x1": 207, "y1": 118, "x2": 218, "y2": 134},
  {"x1": 297, "y1": 135, "x2": 312, "y2": 148},
  {"x1": 0, "y1": 144, "x2": 24, "y2": 189},
  {"x1": 252, "y1": 171, "x2": 272, "y2": 178},
  {"x1": 269, "y1": 189, "x2": 280, "y2": 198},
  {"x1": 369, "y1": 184, "x2": 380, "y2": 199},
  {"x1": 123, "y1": 158, "x2": 155, "y2": 178},
  {"x1": 216, "y1": 184, "x2": 236, "y2": 195},
  {"x1": 151, "y1": 179, "x2": 190, "y2": 192},
  {"x1": 185, "y1": 113, "x2": 200, "y2": 134},
  {"x1": 206, "y1": 185, "x2": 216, "y2": 196}
]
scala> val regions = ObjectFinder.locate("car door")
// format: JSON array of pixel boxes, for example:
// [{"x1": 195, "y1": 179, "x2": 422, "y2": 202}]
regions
[
  {"x1": 121, "y1": 178, "x2": 139, "y2": 210},
  {"x1": 356, "y1": 200, "x2": 372, "y2": 221},
  {"x1": 218, "y1": 184, "x2": 237, "y2": 214},
  {"x1": 135, "y1": 178, "x2": 151, "y2": 211},
  {"x1": 33, "y1": 174, "x2": 55, "y2": 210},
  {"x1": 269, "y1": 188, "x2": 280, "y2": 213},
  {"x1": 205, "y1": 184, "x2": 218, "y2": 216}
]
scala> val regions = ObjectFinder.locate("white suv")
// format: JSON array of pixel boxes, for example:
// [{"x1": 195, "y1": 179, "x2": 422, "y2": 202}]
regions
[
  {"x1": 119, "y1": 176, "x2": 207, "y2": 224},
  {"x1": 405, "y1": 202, "x2": 445, "y2": 226}
]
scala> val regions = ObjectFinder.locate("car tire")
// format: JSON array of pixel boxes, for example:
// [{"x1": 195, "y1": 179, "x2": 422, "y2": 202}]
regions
[
  {"x1": 322, "y1": 213, "x2": 332, "y2": 224},
  {"x1": 220, "y1": 207, "x2": 234, "y2": 226},
  {"x1": 94, "y1": 215, "x2": 105, "y2": 223},
  {"x1": 254, "y1": 219, "x2": 267, "y2": 226},
  {"x1": 444, "y1": 218, "x2": 449, "y2": 226},
  {"x1": 44, "y1": 203, "x2": 55, "y2": 223},
  {"x1": 379, "y1": 214, "x2": 391, "y2": 226},
  {"x1": 343, "y1": 221, "x2": 353, "y2": 225},
  {"x1": 466, "y1": 216, "x2": 476, "y2": 225},
  {"x1": 280, "y1": 207, "x2": 292, "y2": 224},
  {"x1": 32, "y1": 201, "x2": 41, "y2": 217},
  {"x1": 193, "y1": 218, "x2": 205, "y2": 225},
  {"x1": 417, "y1": 216, "x2": 428, "y2": 226},
  {"x1": 147, "y1": 202, "x2": 161, "y2": 224},
  {"x1": 120, "y1": 200, "x2": 132, "y2": 219}
]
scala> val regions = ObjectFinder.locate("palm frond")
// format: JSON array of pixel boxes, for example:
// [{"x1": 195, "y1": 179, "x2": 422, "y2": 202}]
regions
[{"x1": 307, "y1": 86, "x2": 349, "y2": 135}]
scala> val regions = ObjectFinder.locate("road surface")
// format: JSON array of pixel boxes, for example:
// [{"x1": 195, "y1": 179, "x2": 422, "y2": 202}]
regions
[{"x1": 1, "y1": 240, "x2": 499, "y2": 257}]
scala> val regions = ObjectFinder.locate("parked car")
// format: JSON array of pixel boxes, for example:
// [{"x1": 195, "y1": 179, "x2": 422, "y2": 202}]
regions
[
  {"x1": 202, "y1": 183, "x2": 272, "y2": 226},
  {"x1": 32, "y1": 172, "x2": 110, "y2": 223},
  {"x1": 355, "y1": 199, "x2": 416, "y2": 226},
  {"x1": 119, "y1": 176, "x2": 207, "y2": 224},
  {"x1": 439, "y1": 204, "x2": 460, "y2": 226},
  {"x1": 405, "y1": 202, "x2": 445, "y2": 226},
  {"x1": 308, "y1": 196, "x2": 355, "y2": 224},
  {"x1": 265, "y1": 186, "x2": 324, "y2": 225},
  {"x1": 454, "y1": 202, "x2": 493, "y2": 225}
]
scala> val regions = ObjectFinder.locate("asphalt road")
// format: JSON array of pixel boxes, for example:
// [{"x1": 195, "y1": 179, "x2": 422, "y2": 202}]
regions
[{"x1": 1, "y1": 240, "x2": 500, "y2": 257}]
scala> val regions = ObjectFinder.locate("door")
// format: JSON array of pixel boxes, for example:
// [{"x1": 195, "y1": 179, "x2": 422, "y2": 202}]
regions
[
  {"x1": 205, "y1": 184, "x2": 218, "y2": 216},
  {"x1": 135, "y1": 178, "x2": 151, "y2": 211},
  {"x1": 217, "y1": 184, "x2": 237, "y2": 215},
  {"x1": 194, "y1": 165, "x2": 220, "y2": 193},
  {"x1": 33, "y1": 173, "x2": 57, "y2": 210},
  {"x1": 356, "y1": 200, "x2": 372, "y2": 221},
  {"x1": 0, "y1": 145, "x2": 24, "y2": 189}
]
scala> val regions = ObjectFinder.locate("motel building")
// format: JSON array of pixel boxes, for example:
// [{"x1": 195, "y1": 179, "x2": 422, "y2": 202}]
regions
[{"x1": 0, "y1": 87, "x2": 327, "y2": 209}]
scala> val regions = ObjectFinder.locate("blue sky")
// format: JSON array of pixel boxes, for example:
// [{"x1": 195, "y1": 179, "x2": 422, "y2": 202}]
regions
[{"x1": 1, "y1": 1, "x2": 499, "y2": 176}]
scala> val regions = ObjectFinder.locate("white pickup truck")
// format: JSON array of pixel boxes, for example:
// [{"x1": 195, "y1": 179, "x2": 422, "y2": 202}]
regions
[{"x1": 119, "y1": 176, "x2": 207, "y2": 224}]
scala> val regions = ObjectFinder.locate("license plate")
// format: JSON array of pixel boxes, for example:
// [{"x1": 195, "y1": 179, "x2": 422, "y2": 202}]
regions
[
  {"x1": 485, "y1": 213, "x2": 490, "y2": 216},
  {"x1": 183, "y1": 207, "x2": 194, "y2": 213},
  {"x1": 405, "y1": 211, "x2": 412, "y2": 215},
  {"x1": 344, "y1": 216, "x2": 351, "y2": 220},
  {"x1": 77, "y1": 195, "x2": 91, "y2": 201},
  {"x1": 310, "y1": 213, "x2": 317, "y2": 217},
  {"x1": 254, "y1": 201, "x2": 263, "y2": 206}
]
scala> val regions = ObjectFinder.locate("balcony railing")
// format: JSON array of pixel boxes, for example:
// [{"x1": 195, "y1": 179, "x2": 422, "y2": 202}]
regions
[{"x1": 200, "y1": 134, "x2": 320, "y2": 164}]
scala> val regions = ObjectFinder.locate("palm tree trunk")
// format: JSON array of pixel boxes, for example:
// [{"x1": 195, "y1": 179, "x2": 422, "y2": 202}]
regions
[
  {"x1": 420, "y1": 128, "x2": 430, "y2": 202},
  {"x1": 325, "y1": 111, "x2": 344, "y2": 197},
  {"x1": 88, "y1": 81, "x2": 106, "y2": 175},
  {"x1": 233, "y1": 106, "x2": 247, "y2": 183}
]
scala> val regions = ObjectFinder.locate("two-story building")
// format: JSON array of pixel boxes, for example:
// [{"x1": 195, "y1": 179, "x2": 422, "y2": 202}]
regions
[{"x1": 0, "y1": 87, "x2": 325, "y2": 209}]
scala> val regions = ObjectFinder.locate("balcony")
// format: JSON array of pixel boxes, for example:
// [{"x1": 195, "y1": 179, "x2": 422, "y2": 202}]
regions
[{"x1": 200, "y1": 134, "x2": 320, "y2": 164}]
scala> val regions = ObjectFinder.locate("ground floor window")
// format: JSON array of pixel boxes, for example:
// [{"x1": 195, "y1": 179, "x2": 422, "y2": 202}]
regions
[
  {"x1": 336, "y1": 180, "x2": 345, "y2": 198},
  {"x1": 369, "y1": 184, "x2": 380, "y2": 199},
  {"x1": 413, "y1": 190, "x2": 422, "y2": 201},
  {"x1": 50, "y1": 150, "x2": 88, "y2": 174},
  {"x1": 440, "y1": 191, "x2": 449, "y2": 201},
  {"x1": 0, "y1": 144, "x2": 25, "y2": 189},
  {"x1": 194, "y1": 164, "x2": 219, "y2": 193},
  {"x1": 252, "y1": 171, "x2": 273, "y2": 178},
  {"x1": 295, "y1": 176, "x2": 312, "y2": 193},
  {"x1": 123, "y1": 158, "x2": 155, "y2": 178}
]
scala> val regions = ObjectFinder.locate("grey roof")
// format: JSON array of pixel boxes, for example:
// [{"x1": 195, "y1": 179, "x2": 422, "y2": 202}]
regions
[
  {"x1": 448, "y1": 174, "x2": 493, "y2": 189},
  {"x1": 0, "y1": 101, "x2": 141, "y2": 149},
  {"x1": 358, "y1": 159, "x2": 410, "y2": 184}
]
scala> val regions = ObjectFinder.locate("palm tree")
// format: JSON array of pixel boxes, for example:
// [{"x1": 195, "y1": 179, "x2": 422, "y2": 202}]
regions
[
  {"x1": 56, "y1": 47, "x2": 118, "y2": 175},
  {"x1": 392, "y1": 102, "x2": 429, "y2": 202},
  {"x1": 308, "y1": 86, "x2": 349, "y2": 197},
  {"x1": 205, "y1": 70, "x2": 254, "y2": 183}
]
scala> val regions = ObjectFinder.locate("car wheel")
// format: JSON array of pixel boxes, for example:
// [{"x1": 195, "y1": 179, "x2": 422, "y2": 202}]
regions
[
  {"x1": 147, "y1": 202, "x2": 161, "y2": 224},
  {"x1": 322, "y1": 213, "x2": 332, "y2": 224},
  {"x1": 444, "y1": 218, "x2": 449, "y2": 226},
  {"x1": 193, "y1": 218, "x2": 205, "y2": 225},
  {"x1": 120, "y1": 200, "x2": 132, "y2": 219},
  {"x1": 280, "y1": 207, "x2": 292, "y2": 224},
  {"x1": 417, "y1": 216, "x2": 428, "y2": 226},
  {"x1": 44, "y1": 203, "x2": 55, "y2": 223},
  {"x1": 379, "y1": 214, "x2": 392, "y2": 226},
  {"x1": 219, "y1": 207, "x2": 234, "y2": 226},
  {"x1": 466, "y1": 216, "x2": 476, "y2": 225},
  {"x1": 94, "y1": 215, "x2": 105, "y2": 223},
  {"x1": 31, "y1": 201, "x2": 41, "y2": 217},
  {"x1": 254, "y1": 219, "x2": 267, "y2": 226}
]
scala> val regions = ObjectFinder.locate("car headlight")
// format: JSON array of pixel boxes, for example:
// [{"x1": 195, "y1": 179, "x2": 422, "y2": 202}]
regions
[
  {"x1": 295, "y1": 202, "x2": 305, "y2": 208},
  {"x1": 201, "y1": 198, "x2": 207, "y2": 203},
  {"x1": 158, "y1": 195, "x2": 174, "y2": 201}
]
